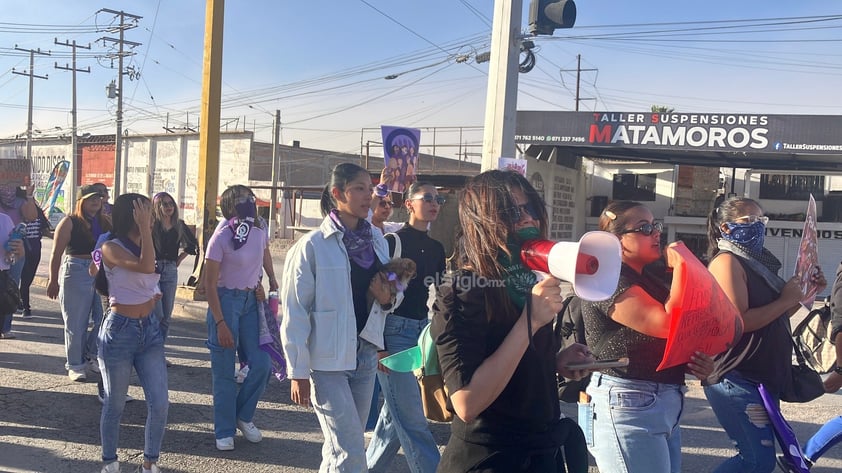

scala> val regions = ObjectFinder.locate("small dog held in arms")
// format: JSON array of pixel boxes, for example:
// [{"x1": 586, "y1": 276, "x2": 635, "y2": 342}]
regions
[{"x1": 367, "y1": 258, "x2": 417, "y2": 312}]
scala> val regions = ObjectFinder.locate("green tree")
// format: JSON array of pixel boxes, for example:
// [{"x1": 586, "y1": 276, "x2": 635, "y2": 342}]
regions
[{"x1": 651, "y1": 105, "x2": 675, "y2": 113}]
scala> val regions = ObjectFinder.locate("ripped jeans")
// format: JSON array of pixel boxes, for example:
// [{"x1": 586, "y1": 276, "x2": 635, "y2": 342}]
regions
[{"x1": 704, "y1": 371, "x2": 778, "y2": 473}]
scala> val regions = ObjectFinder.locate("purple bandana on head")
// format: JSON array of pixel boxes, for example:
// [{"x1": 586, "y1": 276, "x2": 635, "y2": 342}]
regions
[{"x1": 329, "y1": 209, "x2": 375, "y2": 269}]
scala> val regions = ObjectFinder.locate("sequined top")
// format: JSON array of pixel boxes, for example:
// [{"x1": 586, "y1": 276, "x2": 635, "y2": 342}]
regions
[{"x1": 582, "y1": 264, "x2": 686, "y2": 385}]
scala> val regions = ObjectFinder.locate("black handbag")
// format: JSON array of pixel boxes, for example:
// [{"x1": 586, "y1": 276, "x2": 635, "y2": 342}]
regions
[
  {"x1": 780, "y1": 335, "x2": 825, "y2": 403},
  {"x1": 0, "y1": 270, "x2": 21, "y2": 316}
]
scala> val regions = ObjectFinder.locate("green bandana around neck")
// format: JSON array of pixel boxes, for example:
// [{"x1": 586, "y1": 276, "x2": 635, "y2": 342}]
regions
[{"x1": 498, "y1": 232, "x2": 539, "y2": 312}]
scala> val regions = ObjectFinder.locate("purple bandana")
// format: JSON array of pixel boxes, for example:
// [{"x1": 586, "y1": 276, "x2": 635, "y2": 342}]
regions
[
  {"x1": 329, "y1": 209, "x2": 375, "y2": 269},
  {"x1": 227, "y1": 216, "x2": 255, "y2": 251}
]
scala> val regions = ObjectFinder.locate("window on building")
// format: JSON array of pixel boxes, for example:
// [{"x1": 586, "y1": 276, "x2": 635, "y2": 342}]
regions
[
  {"x1": 758, "y1": 174, "x2": 824, "y2": 201},
  {"x1": 612, "y1": 173, "x2": 657, "y2": 201}
]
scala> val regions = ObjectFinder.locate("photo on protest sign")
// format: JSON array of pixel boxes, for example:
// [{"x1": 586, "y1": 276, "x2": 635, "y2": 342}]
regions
[
  {"x1": 794, "y1": 194, "x2": 820, "y2": 309},
  {"x1": 0, "y1": 159, "x2": 31, "y2": 188},
  {"x1": 498, "y1": 157, "x2": 527, "y2": 176},
  {"x1": 381, "y1": 126, "x2": 421, "y2": 194}
]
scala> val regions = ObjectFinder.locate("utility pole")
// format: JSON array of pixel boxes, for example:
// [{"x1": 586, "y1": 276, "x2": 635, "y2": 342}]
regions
[
  {"x1": 187, "y1": 0, "x2": 224, "y2": 291},
  {"x1": 560, "y1": 54, "x2": 596, "y2": 111},
  {"x1": 268, "y1": 109, "x2": 281, "y2": 239},
  {"x1": 55, "y1": 39, "x2": 90, "y2": 202},
  {"x1": 12, "y1": 46, "x2": 50, "y2": 161},
  {"x1": 481, "y1": 0, "x2": 523, "y2": 171},
  {"x1": 99, "y1": 8, "x2": 141, "y2": 197}
]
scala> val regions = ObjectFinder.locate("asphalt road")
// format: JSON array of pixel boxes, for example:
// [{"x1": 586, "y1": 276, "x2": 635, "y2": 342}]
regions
[{"x1": 1, "y1": 239, "x2": 842, "y2": 472}]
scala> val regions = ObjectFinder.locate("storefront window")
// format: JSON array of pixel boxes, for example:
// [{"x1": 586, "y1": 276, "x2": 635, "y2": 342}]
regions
[
  {"x1": 612, "y1": 173, "x2": 657, "y2": 201},
  {"x1": 759, "y1": 174, "x2": 824, "y2": 201}
]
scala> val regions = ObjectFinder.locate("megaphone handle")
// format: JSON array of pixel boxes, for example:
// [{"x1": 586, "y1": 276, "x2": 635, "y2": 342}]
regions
[{"x1": 531, "y1": 270, "x2": 550, "y2": 282}]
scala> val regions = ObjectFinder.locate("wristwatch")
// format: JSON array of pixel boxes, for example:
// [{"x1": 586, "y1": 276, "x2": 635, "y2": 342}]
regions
[{"x1": 834, "y1": 365, "x2": 842, "y2": 376}]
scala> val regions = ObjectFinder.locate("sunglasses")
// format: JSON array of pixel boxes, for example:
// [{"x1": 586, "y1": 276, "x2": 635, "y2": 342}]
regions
[
  {"x1": 621, "y1": 221, "x2": 664, "y2": 236},
  {"x1": 377, "y1": 200, "x2": 394, "y2": 209},
  {"x1": 412, "y1": 193, "x2": 445, "y2": 205},
  {"x1": 510, "y1": 202, "x2": 541, "y2": 222},
  {"x1": 735, "y1": 215, "x2": 769, "y2": 225}
]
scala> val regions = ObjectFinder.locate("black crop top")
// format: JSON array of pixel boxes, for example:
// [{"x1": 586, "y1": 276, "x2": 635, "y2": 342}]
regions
[{"x1": 65, "y1": 216, "x2": 96, "y2": 256}]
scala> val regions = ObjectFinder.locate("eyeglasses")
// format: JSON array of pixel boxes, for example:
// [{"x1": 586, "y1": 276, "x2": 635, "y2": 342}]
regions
[
  {"x1": 735, "y1": 215, "x2": 769, "y2": 225},
  {"x1": 621, "y1": 221, "x2": 664, "y2": 236},
  {"x1": 377, "y1": 200, "x2": 394, "y2": 209},
  {"x1": 412, "y1": 193, "x2": 445, "y2": 205},
  {"x1": 161, "y1": 200, "x2": 175, "y2": 208},
  {"x1": 510, "y1": 202, "x2": 541, "y2": 222}
]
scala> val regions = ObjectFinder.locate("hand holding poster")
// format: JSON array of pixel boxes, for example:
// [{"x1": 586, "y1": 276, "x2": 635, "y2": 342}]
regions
[
  {"x1": 657, "y1": 241, "x2": 744, "y2": 371},
  {"x1": 381, "y1": 126, "x2": 421, "y2": 195},
  {"x1": 794, "y1": 194, "x2": 820, "y2": 309},
  {"x1": 498, "y1": 157, "x2": 527, "y2": 176}
]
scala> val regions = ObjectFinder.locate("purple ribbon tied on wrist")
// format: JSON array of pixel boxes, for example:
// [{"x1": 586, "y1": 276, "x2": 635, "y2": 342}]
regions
[{"x1": 387, "y1": 271, "x2": 407, "y2": 292}]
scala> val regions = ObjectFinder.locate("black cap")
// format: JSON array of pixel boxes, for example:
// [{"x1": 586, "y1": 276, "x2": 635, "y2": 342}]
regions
[{"x1": 78, "y1": 184, "x2": 104, "y2": 201}]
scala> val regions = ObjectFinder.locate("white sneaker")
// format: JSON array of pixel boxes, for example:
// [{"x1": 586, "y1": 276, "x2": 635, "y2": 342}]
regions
[
  {"x1": 235, "y1": 365, "x2": 250, "y2": 384},
  {"x1": 101, "y1": 460, "x2": 120, "y2": 473},
  {"x1": 237, "y1": 419, "x2": 262, "y2": 443},
  {"x1": 68, "y1": 369, "x2": 86, "y2": 382},
  {"x1": 215, "y1": 436, "x2": 234, "y2": 451},
  {"x1": 142, "y1": 464, "x2": 161, "y2": 473}
]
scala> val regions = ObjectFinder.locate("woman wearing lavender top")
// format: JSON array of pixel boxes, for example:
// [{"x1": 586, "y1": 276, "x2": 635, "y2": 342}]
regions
[{"x1": 204, "y1": 185, "x2": 275, "y2": 452}]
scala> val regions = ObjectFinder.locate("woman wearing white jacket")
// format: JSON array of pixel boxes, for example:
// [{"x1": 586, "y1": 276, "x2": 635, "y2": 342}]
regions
[{"x1": 281, "y1": 162, "x2": 395, "y2": 473}]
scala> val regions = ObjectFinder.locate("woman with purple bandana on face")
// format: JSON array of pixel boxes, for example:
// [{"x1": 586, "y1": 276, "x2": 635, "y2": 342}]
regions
[
  {"x1": 704, "y1": 196, "x2": 827, "y2": 473},
  {"x1": 204, "y1": 185, "x2": 275, "y2": 452}
]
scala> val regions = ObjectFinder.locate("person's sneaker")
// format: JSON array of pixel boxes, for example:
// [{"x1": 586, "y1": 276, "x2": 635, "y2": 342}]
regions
[
  {"x1": 0, "y1": 332, "x2": 15, "y2": 339},
  {"x1": 88, "y1": 359, "x2": 101, "y2": 374},
  {"x1": 165, "y1": 358, "x2": 173, "y2": 368},
  {"x1": 68, "y1": 369, "x2": 87, "y2": 382},
  {"x1": 101, "y1": 460, "x2": 120, "y2": 473},
  {"x1": 236, "y1": 365, "x2": 250, "y2": 384},
  {"x1": 142, "y1": 464, "x2": 161, "y2": 473},
  {"x1": 20, "y1": 309, "x2": 32, "y2": 318},
  {"x1": 237, "y1": 419, "x2": 262, "y2": 443},
  {"x1": 215, "y1": 436, "x2": 234, "y2": 451}
]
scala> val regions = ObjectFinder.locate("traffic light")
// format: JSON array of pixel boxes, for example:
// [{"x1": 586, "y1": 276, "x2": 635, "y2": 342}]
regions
[{"x1": 528, "y1": 0, "x2": 576, "y2": 36}]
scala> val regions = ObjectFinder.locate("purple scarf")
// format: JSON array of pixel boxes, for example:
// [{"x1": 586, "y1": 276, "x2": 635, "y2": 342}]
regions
[
  {"x1": 329, "y1": 209, "x2": 375, "y2": 269},
  {"x1": 227, "y1": 216, "x2": 255, "y2": 251},
  {"x1": 87, "y1": 214, "x2": 104, "y2": 241}
]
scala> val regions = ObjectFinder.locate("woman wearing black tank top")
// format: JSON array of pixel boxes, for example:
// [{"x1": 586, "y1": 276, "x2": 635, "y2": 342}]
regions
[
  {"x1": 581, "y1": 201, "x2": 714, "y2": 473},
  {"x1": 704, "y1": 196, "x2": 826, "y2": 473}
]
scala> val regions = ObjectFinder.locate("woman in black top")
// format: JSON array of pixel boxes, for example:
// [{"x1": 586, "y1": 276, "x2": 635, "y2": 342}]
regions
[
  {"x1": 704, "y1": 196, "x2": 825, "y2": 472},
  {"x1": 20, "y1": 203, "x2": 52, "y2": 318},
  {"x1": 581, "y1": 200, "x2": 713, "y2": 473},
  {"x1": 151, "y1": 192, "x2": 198, "y2": 342},
  {"x1": 430, "y1": 170, "x2": 593, "y2": 473}
]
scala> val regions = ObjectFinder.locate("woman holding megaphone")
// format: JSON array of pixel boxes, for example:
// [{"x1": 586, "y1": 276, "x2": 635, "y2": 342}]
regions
[
  {"x1": 580, "y1": 200, "x2": 714, "y2": 473},
  {"x1": 430, "y1": 170, "x2": 594, "y2": 473}
]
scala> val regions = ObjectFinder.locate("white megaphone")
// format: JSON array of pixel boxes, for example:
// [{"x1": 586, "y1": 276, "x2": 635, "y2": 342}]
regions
[{"x1": 520, "y1": 231, "x2": 622, "y2": 301}]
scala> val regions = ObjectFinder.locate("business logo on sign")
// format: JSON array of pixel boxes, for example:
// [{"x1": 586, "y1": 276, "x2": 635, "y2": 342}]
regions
[{"x1": 588, "y1": 113, "x2": 770, "y2": 150}]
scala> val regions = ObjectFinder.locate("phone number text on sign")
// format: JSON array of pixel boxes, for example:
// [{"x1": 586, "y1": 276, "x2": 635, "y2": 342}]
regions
[{"x1": 515, "y1": 135, "x2": 586, "y2": 143}]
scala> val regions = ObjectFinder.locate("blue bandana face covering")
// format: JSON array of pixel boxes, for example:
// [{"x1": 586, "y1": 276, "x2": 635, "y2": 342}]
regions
[{"x1": 721, "y1": 221, "x2": 766, "y2": 255}]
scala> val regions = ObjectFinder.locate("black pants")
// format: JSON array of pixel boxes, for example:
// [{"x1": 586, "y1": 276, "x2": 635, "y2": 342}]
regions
[{"x1": 19, "y1": 239, "x2": 41, "y2": 310}]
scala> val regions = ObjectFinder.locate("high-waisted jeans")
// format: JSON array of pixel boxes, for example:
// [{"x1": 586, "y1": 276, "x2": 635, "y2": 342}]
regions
[{"x1": 60, "y1": 256, "x2": 103, "y2": 371}]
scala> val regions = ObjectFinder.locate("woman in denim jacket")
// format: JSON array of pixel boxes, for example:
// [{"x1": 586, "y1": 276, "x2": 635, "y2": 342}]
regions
[{"x1": 281, "y1": 162, "x2": 393, "y2": 472}]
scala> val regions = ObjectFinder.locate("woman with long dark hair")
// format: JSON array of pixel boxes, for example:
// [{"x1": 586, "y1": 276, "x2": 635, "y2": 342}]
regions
[
  {"x1": 47, "y1": 185, "x2": 112, "y2": 381},
  {"x1": 704, "y1": 196, "x2": 826, "y2": 472},
  {"x1": 281, "y1": 162, "x2": 394, "y2": 472},
  {"x1": 151, "y1": 192, "x2": 198, "y2": 343},
  {"x1": 95, "y1": 193, "x2": 168, "y2": 473},
  {"x1": 430, "y1": 170, "x2": 593, "y2": 472}
]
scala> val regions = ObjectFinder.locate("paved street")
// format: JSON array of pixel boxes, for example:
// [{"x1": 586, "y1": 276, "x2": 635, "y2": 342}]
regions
[{"x1": 1, "y1": 239, "x2": 842, "y2": 472}]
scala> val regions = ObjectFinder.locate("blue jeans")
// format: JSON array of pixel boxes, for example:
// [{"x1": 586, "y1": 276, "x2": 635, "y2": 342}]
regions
[
  {"x1": 704, "y1": 371, "x2": 778, "y2": 473},
  {"x1": 586, "y1": 372, "x2": 685, "y2": 473},
  {"x1": 805, "y1": 416, "x2": 842, "y2": 463},
  {"x1": 154, "y1": 260, "x2": 178, "y2": 341},
  {"x1": 1, "y1": 253, "x2": 25, "y2": 333},
  {"x1": 98, "y1": 310, "x2": 169, "y2": 464},
  {"x1": 311, "y1": 338, "x2": 378, "y2": 473},
  {"x1": 206, "y1": 287, "x2": 270, "y2": 440},
  {"x1": 366, "y1": 377, "x2": 381, "y2": 431},
  {"x1": 367, "y1": 316, "x2": 439, "y2": 473},
  {"x1": 59, "y1": 257, "x2": 103, "y2": 371}
]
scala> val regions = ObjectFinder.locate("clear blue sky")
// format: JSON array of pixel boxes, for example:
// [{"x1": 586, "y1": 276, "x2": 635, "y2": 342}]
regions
[{"x1": 0, "y1": 1, "x2": 839, "y2": 161}]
